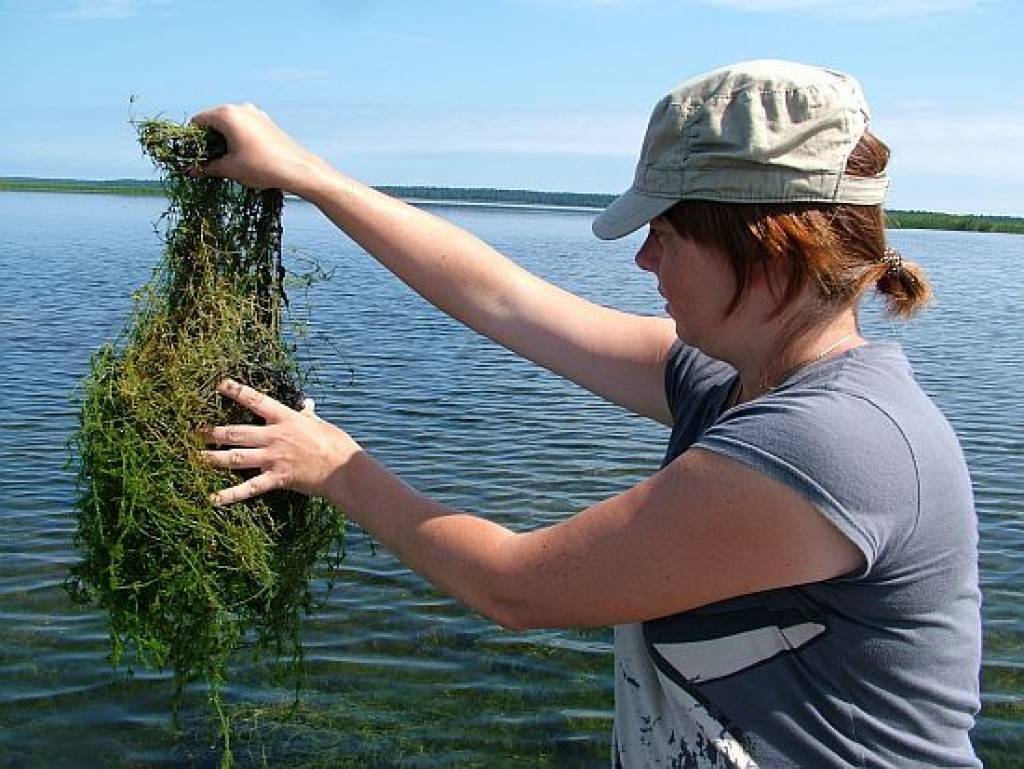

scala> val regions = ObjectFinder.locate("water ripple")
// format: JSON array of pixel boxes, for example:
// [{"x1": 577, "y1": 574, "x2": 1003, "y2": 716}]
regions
[{"x1": 0, "y1": 194, "x2": 1019, "y2": 765}]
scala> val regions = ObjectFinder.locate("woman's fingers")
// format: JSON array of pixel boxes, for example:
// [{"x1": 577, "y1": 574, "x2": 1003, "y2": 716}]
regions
[
  {"x1": 217, "y1": 379, "x2": 291, "y2": 422},
  {"x1": 188, "y1": 103, "x2": 322, "y2": 195},
  {"x1": 211, "y1": 472, "x2": 282, "y2": 507},
  {"x1": 201, "y1": 447, "x2": 266, "y2": 470},
  {"x1": 202, "y1": 423, "x2": 268, "y2": 447},
  {"x1": 200, "y1": 156, "x2": 226, "y2": 178},
  {"x1": 189, "y1": 106, "x2": 219, "y2": 129},
  {"x1": 190, "y1": 106, "x2": 236, "y2": 178},
  {"x1": 199, "y1": 380, "x2": 342, "y2": 504},
  {"x1": 200, "y1": 381, "x2": 312, "y2": 504}
]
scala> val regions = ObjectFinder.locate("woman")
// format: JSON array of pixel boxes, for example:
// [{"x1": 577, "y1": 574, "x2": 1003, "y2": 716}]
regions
[{"x1": 194, "y1": 60, "x2": 981, "y2": 767}]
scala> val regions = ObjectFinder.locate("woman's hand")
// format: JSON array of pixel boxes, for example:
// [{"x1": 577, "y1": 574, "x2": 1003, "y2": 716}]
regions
[
  {"x1": 190, "y1": 103, "x2": 329, "y2": 195},
  {"x1": 201, "y1": 379, "x2": 360, "y2": 506}
]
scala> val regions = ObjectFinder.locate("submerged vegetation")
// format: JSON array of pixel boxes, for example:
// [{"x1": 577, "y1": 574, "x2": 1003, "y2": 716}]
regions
[{"x1": 65, "y1": 120, "x2": 344, "y2": 766}]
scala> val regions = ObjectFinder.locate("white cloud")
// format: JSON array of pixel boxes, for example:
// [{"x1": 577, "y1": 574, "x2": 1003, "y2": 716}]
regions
[
  {"x1": 312, "y1": 106, "x2": 649, "y2": 158},
  {"x1": 293, "y1": 101, "x2": 1022, "y2": 213},
  {"x1": 53, "y1": 0, "x2": 167, "y2": 20},
  {"x1": 695, "y1": 0, "x2": 983, "y2": 19},
  {"x1": 892, "y1": 98, "x2": 943, "y2": 112},
  {"x1": 875, "y1": 105, "x2": 1024, "y2": 180}
]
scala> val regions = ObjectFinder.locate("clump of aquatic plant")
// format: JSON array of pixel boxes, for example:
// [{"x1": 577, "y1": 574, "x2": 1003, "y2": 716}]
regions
[{"x1": 66, "y1": 118, "x2": 344, "y2": 766}]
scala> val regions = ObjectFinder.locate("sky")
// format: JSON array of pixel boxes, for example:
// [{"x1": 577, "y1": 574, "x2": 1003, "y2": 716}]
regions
[{"x1": 1, "y1": 0, "x2": 1022, "y2": 215}]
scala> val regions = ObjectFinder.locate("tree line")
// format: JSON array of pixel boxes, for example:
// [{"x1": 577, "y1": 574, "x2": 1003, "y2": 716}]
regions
[{"x1": 2, "y1": 177, "x2": 1021, "y2": 234}]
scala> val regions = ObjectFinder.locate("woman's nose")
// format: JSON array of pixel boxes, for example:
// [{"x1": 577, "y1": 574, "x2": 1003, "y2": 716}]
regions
[{"x1": 635, "y1": 231, "x2": 660, "y2": 273}]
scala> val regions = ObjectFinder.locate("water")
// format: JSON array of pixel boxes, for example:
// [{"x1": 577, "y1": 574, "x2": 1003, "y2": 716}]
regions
[{"x1": 0, "y1": 191, "x2": 1021, "y2": 767}]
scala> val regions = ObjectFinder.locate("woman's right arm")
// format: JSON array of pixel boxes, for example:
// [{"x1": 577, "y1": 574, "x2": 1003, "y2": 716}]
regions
[{"x1": 192, "y1": 104, "x2": 679, "y2": 424}]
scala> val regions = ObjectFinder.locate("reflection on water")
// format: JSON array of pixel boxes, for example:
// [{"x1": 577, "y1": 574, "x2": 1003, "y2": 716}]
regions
[{"x1": 0, "y1": 192, "x2": 1021, "y2": 767}]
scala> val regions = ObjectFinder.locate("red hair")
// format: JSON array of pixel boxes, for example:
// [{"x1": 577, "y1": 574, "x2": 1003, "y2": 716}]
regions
[{"x1": 664, "y1": 132, "x2": 932, "y2": 385}]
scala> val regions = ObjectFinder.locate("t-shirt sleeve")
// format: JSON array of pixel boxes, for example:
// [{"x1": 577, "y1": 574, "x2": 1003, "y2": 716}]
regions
[
  {"x1": 693, "y1": 386, "x2": 920, "y2": 578},
  {"x1": 664, "y1": 340, "x2": 735, "y2": 424}
]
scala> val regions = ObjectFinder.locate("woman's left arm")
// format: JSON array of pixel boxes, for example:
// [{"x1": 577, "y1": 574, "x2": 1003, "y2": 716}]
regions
[{"x1": 204, "y1": 380, "x2": 864, "y2": 630}]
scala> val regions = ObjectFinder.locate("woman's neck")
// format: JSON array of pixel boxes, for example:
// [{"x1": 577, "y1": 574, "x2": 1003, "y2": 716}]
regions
[{"x1": 730, "y1": 313, "x2": 863, "y2": 405}]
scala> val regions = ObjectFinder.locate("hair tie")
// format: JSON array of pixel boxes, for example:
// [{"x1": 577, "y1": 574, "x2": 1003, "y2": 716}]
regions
[{"x1": 881, "y1": 246, "x2": 903, "y2": 277}]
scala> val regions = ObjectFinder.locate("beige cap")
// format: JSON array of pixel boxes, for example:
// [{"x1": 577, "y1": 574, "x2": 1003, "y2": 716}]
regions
[{"x1": 593, "y1": 60, "x2": 889, "y2": 240}]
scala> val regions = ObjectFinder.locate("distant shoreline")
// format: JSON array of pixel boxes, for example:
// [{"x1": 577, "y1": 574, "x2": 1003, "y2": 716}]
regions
[{"x1": 2, "y1": 176, "x2": 1021, "y2": 235}]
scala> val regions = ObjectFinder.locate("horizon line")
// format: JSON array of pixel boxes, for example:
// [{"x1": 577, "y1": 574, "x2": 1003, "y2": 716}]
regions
[{"x1": 1, "y1": 175, "x2": 1022, "y2": 224}]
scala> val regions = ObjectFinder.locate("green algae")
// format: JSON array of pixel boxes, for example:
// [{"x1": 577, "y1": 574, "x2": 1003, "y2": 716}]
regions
[{"x1": 66, "y1": 118, "x2": 344, "y2": 767}]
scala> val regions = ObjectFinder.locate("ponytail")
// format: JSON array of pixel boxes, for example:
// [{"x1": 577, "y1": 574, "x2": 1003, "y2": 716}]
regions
[
  {"x1": 874, "y1": 247, "x2": 933, "y2": 318},
  {"x1": 665, "y1": 131, "x2": 936, "y2": 328}
]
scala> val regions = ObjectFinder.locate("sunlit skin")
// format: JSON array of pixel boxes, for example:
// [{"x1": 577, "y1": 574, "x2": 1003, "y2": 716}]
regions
[
  {"x1": 637, "y1": 218, "x2": 745, "y2": 358},
  {"x1": 637, "y1": 215, "x2": 863, "y2": 401},
  {"x1": 196, "y1": 103, "x2": 865, "y2": 632}
]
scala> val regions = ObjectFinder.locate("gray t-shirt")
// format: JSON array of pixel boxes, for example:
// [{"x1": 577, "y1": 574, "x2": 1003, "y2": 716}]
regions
[{"x1": 612, "y1": 341, "x2": 981, "y2": 768}]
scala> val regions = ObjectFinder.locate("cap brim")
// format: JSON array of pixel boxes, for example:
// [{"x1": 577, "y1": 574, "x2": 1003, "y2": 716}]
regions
[{"x1": 592, "y1": 188, "x2": 678, "y2": 240}]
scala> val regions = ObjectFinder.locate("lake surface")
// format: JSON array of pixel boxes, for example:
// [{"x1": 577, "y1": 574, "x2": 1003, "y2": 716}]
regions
[{"x1": 1, "y1": 190, "x2": 1021, "y2": 768}]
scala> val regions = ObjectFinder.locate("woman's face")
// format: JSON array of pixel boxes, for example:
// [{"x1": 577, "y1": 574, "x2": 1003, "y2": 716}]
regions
[{"x1": 635, "y1": 217, "x2": 739, "y2": 351}]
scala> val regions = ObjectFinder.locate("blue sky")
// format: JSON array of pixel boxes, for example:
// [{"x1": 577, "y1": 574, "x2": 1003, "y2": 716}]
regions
[{"x1": 1, "y1": 0, "x2": 1022, "y2": 215}]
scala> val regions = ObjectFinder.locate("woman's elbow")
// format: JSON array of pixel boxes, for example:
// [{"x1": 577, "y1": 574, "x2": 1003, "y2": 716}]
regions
[
  {"x1": 479, "y1": 589, "x2": 536, "y2": 631},
  {"x1": 490, "y1": 608, "x2": 533, "y2": 632},
  {"x1": 472, "y1": 534, "x2": 556, "y2": 631},
  {"x1": 475, "y1": 571, "x2": 545, "y2": 631}
]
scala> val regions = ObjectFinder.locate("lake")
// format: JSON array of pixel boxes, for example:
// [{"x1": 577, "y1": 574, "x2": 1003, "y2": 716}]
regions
[{"x1": 1, "y1": 190, "x2": 1021, "y2": 768}]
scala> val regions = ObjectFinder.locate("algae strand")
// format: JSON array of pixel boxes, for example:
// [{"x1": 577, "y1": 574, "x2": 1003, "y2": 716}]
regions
[{"x1": 67, "y1": 118, "x2": 344, "y2": 767}]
